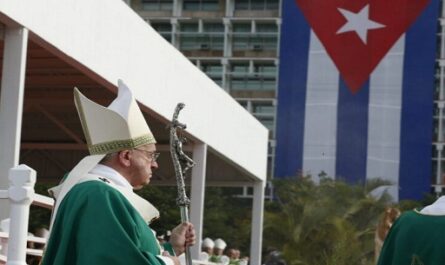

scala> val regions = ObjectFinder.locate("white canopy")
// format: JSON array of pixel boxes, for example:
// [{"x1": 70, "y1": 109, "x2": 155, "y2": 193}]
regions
[{"x1": 0, "y1": 0, "x2": 268, "y2": 264}]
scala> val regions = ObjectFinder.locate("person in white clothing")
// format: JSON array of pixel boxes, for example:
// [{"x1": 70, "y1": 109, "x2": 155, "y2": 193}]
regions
[{"x1": 200, "y1": 237, "x2": 214, "y2": 261}]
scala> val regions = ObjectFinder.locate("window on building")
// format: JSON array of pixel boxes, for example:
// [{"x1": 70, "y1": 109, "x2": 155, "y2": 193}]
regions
[
  {"x1": 232, "y1": 23, "x2": 252, "y2": 51},
  {"x1": 232, "y1": 23, "x2": 277, "y2": 51},
  {"x1": 201, "y1": 62, "x2": 223, "y2": 86},
  {"x1": 179, "y1": 22, "x2": 198, "y2": 50},
  {"x1": 252, "y1": 23, "x2": 278, "y2": 50},
  {"x1": 435, "y1": 62, "x2": 441, "y2": 80},
  {"x1": 238, "y1": 100, "x2": 249, "y2": 109},
  {"x1": 256, "y1": 23, "x2": 277, "y2": 33},
  {"x1": 251, "y1": 100, "x2": 275, "y2": 116},
  {"x1": 236, "y1": 99, "x2": 276, "y2": 136},
  {"x1": 233, "y1": 23, "x2": 251, "y2": 33},
  {"x1": 434, "y1": 105, "x2": 442, "y2": 118},
  {"x1": 431, "y1": 149, "x2": 445, "y2": 186},
  {"x1": 234, "y1": 0, "x2": 279, "y2": 11},
  {"x1": 231, "y1": 62, "x2": 250, "y2": 75},
  {"x1": 189, "y1": 59, "x2": 199, "y2": 66},
  {"x1": 433, "y1": 118, "x2": 445, "y2": 141},
  {"x1": 257, "y1": 115, "x2": 274, "y2": 134},
  {"x1": 202, "y1": 63, "x2": 222, "y2": 76},
  {"x1": 229, "y1": 62, "x2": 276, "y2": 91},
  {"x1": 181, "y1": 23, "x2": 199, "y2": 32},
  {"x1": 150, "y1": 22, "x2": 172, "y2": 42},
  {"x1": 436, "y1": 77, "x2": 441, "y2": 100},
  {"x1": 180, "y1": 36, "x2": 224, "y2": 50},
  {"x1": 255, "y1": 63, "x2": 276, "y2": 75},
  {"x1": 202, "y1": 22, "x2": 224, "y2": 49},
  {"x1": 179, "y1": 22, "x2": 224, "y2": 51},
  {"x1": 432, "y1": 159, "x2": 438, "y2": 185},
  {"x1": 142, "y1": 0, "x2": 173, "y2": 11},
  {"x1": 183, "y1": 0, "x2": 219, "y2": 11},
  {"x1": 203, "y1": 22, "x2": 224, "y2": 33},
  {"x1": 230, "y1": 77, "x2": 275, "y2": 91}
]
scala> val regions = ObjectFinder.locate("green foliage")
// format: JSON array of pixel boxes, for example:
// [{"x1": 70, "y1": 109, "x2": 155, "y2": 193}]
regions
[
  {"x1": 135, "y1": 185, "x2": 180, "y2": 235},
  {"x1": 202, "y1": 187, "x2": 252, "y2": 254},
  {"x1": 137, "y1": 185, "x2": 253, "y2": 255},
  {"x1": 263, "y1": 176, "x2": 395, "y2": 265}
]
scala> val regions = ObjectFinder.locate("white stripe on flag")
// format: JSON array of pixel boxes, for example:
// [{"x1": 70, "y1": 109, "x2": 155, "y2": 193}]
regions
[
  {"x1": 367, "y1": 36, "x2": 405, "y2": 201},
  {"x1": 303, "y1": 31, "x2": 340, "y2": 181}
]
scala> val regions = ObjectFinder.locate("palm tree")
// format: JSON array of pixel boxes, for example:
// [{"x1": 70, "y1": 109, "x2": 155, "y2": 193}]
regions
[{"x1": 263, "y1": 176, "x2": 394, "y2": 265}]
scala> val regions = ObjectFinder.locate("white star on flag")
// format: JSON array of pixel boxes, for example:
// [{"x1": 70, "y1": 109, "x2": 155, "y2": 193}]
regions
[{"x1": 336, "y1": 4, "x2": 385, "y2": 44}]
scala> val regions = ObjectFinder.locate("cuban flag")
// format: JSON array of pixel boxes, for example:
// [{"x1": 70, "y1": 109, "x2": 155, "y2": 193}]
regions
[{"x1": 275, "y1": 0, "x2": 440, "y2": 200}]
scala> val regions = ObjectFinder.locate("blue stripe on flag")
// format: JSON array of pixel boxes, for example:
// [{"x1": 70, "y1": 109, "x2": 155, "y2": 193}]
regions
[
  {"x1": 275, "y1": 0, "x2": 311, "y2": 178},
  {"x1": 399, "y1": 0, "x2": 439, "y2": 200},
  {"x1": 336, "y1": 80, "x2": 370, "y2": 183}
]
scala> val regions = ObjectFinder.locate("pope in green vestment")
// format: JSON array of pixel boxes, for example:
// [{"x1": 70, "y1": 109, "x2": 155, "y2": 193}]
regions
[
  {"x1": 42, "y1": 180, "x2": 173, "y2": 265},
  {"x1": 41, "y1": 80, "x2": 195, "y2": 265},
  {"x1": 377, "y1": 207, "x2": 445, "y2": 265}
]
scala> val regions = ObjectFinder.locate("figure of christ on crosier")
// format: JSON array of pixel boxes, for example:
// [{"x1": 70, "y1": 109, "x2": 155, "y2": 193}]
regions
[{"x1": 170, "y1": 103, "x2": 196, "y2": 265}]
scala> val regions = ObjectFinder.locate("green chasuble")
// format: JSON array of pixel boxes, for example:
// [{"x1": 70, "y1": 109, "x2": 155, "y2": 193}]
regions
[
  {"x1": 377, "y1": 210, "x2": 445, "y2": 265},
  {"x1": 42, "y1": 181, "x2": 167, "y2": 265}
]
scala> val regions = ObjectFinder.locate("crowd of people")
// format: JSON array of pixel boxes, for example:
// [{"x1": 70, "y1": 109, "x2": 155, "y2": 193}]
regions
[{"x1": 200, "y1": 238, "x2": 249, "y2": 265}]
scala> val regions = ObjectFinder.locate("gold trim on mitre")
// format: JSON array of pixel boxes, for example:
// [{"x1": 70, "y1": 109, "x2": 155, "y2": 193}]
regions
[
  {"x1": 74, "y1": 80, "x2": 156, "y2": 155},
  {"x1": 89, "y1": 134, "x2": 156, "y2": 155}
]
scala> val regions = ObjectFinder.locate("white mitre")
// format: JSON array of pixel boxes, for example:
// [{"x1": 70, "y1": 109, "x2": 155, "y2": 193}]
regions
[
  {"x1": 49, "y1": 80, "x2": 156, "y2": 225},
  {"x1": 76, "y1": 79, "x2": 156, "y2": 154}
]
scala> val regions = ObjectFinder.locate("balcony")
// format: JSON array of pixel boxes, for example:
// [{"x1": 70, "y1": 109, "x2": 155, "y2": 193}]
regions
[
  {"x1": 231, "y1": 32, "x2": 278, "y2": 57},
  {"x1": 178, "y1": 32, "x2": 224, "y2": 57}
]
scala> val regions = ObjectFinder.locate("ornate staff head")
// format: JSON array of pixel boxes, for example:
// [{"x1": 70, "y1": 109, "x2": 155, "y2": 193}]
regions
[{"x1": 170, "y1": 103, "x2": 195, "y2": 207}]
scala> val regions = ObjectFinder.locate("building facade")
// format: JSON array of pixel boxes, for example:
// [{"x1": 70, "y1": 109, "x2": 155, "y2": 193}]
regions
[{"x1": 129, "y1": 0, "x2": 281, "y2": 184}]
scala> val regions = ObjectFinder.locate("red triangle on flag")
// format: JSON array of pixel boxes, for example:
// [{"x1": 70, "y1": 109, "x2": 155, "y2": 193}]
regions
[{"x1": 295, "y1": 0, "x2": 431, "y2": 93}]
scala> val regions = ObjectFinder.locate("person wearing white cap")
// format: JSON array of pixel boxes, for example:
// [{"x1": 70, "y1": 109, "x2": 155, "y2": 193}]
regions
[
  {"x1": 199, "y1": 237, "x2": 214, "y2": 261},
  {"x1": 41, "y1": 80, "x2": 195, "y2": 265},
  {"x1": 210, "y1": 238, "x2": 229, "y2": 265}
]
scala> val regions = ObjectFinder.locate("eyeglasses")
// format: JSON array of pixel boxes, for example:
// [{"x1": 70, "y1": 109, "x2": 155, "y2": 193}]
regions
[{"x1": 134, "y1": 149, "x2": 160, "y2": 163}]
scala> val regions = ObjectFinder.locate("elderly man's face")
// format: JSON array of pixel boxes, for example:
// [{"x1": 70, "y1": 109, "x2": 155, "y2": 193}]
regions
[{"x1": 128, "y1": 143, "x2": 158, "y2": 189}]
